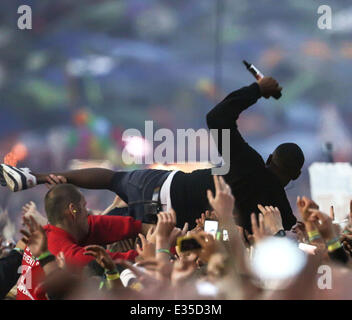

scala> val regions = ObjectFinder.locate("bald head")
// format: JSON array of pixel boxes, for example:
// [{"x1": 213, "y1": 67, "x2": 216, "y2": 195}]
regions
[
  {"x1": 44, "y1": 184, "x2": 82, "y2": 225},
  {"x1": 271, "y1": 143, "x2": 305, "y2": 180}
]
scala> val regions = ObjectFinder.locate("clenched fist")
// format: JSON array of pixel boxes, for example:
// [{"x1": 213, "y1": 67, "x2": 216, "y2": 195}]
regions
[{"x1": 258, "y1": 77, "x2": 282, "y2": 99}]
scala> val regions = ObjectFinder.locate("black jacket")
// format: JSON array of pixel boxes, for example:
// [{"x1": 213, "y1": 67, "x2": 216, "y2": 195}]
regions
[
  {"x1": 206, "y1": 82, "x2": 297, "y2": 231},
  {"x1": 0, "y1": 249, "x2": 22, "y2": 299}
]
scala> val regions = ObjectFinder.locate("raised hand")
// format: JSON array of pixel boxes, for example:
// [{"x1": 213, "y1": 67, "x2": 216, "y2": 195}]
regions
[
  {"x1": 257, "y1": 76, "x2": 282, "y2": 99},
  {"x1": 250, "y1": 212, "x2": 266, "y2": 243},
  {"x1": 296, "y1": 196, "x2": 319, "y2": 222},
  {"x1": 22, "y1": 201, "x2": 47, "y2": 226},
  {"x1": 169, "y1": 223, "x2": 189, "y2": 248},
  {"x1": 193, "y1": 231, "x2": 221, "y2": 263},
  {"x1": 307, "y1": 209, "x2": 337, "y2": 242},
  {"x1": 84, "y1": 245, "x2": 116, "y2": 272},
  {"x1": 145, "y1": 225, "x2": 156, "y2": 244},
  {"x1": 136, "y1": 233, "x2": 156, "y2": 260},
  {"x1": 155, "y1": 211, "x2": 176, "y2": 243},
  {"x1": 257, "y1": 204, "x2": 284, "y2": 235},
  {"x1": 195, "y1": 210, "x2": 218, "y2": 230},
  {"x1": 207, "y1": 176, "x2": 234, "y2": 219},
  {"x1": 20, "y1": 215, "x2": 48, "y2": 258}
]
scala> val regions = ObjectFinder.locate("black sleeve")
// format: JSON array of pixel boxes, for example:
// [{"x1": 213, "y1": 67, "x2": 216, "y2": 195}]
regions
[
  {"x1": 206, "y1": 83, "x2": 264, "y2": 178},
  {"x1": 0, "y1": 250, "x2": 23, "y2": 299},
  {"x1": 328, "y1": 246, "x2": 349, "y2": 265}
]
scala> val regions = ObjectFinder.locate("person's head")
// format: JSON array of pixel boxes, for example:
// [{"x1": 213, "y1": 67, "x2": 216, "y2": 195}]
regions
[
  {"x1": 44, "y1": 184, "x2": 89, "y2": 241},
  {"x1": 266, "y1": 143, "x2": 305, "y2": 186}
]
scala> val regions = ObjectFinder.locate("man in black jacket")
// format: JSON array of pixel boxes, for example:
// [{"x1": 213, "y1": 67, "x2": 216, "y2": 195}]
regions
[
  {"x1": 206, "y1": 77, "x2": 304, "y2": 231},
  {"x1": 0, "y1": 77, "x2": 303, "y2": 232}
]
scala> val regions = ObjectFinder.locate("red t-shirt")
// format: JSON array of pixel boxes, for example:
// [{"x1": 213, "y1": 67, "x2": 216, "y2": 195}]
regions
[{"x1": 17, "y1": 215, "x2": 141, "y2": 300}]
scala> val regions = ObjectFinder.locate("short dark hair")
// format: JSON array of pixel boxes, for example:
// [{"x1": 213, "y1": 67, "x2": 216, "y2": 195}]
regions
[
  {"x1": 272, "y1": 143, "x2": 305, "y2": 179},
  {"x1": 44, "y1": 184, "x2": 82, "y2": 225}
]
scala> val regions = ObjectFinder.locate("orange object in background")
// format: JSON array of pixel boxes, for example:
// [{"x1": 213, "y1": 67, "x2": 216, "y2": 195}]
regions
[{"x1": 3, "y1": 143, "x2": 28, "y2": 166}]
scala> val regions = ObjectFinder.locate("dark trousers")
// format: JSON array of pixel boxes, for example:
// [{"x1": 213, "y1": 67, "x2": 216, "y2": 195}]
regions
[{"x1": 110, "y1": 169, "x2": 171, "y2": 222}]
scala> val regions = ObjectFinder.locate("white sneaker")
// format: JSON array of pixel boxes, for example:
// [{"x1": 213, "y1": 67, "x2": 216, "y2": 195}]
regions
[{"x1": 0, "y1": 164, "x2": 37, "y2": 192}]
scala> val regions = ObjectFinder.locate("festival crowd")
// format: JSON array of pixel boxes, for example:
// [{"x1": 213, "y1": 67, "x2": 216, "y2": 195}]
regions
[{"x1": 1, "y1": 77, "x2": 352, "y2": 300}]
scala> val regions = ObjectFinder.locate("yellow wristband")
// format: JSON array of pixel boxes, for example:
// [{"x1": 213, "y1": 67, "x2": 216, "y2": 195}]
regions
[
  {"x1": 307, "y1": 230, "x2": 320, "y2": 238},
  {"x1": 328, "y1": 241, "x2": 342, "y2": 252},
  {"x1": 130, "y1": 282, "x2": 143, "y2": 292},
  {"x1": 106, "y1": 272, "x2": 120, "y2": 281}
]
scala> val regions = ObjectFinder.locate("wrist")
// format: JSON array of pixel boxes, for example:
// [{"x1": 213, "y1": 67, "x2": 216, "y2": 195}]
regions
[
  {"x1": 156, "y1": 248, "x2": 171, "y2": 255},
  {"x1": 304, "y1": 221, "x2": 317, "y2": 232},
  {"x1": 272, "y1": 224, "x2": 284, "y2": 235},
  {"x1": 105, "y1": 267, "x2": 118, "y2": 274},
  {"x1": 324, "y1": 234, "x2": 338, "y2": 243},
  {"x1": 156, "y1": 237, "x2": 169, "y2": 248},
  {"x1": 37, "y1": 250, "x2": 52, "y2": 261},
  {"x1": 105, "y1": 269, "x2": 120, "y2": 280},
  {"x1": 274, "y1": 229, "x2": 286, "y2": 237},
  {"x1": 327, "y1": 239, "x2": 342, "y2": 252},
  {"x1": 38, "y1": 252, "x2": 56, "y2": 268}
]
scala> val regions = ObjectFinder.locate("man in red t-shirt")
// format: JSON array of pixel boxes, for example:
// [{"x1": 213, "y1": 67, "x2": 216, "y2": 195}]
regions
[{"x1": 17, "y1": 183, "x2": 149, "y2": 300}]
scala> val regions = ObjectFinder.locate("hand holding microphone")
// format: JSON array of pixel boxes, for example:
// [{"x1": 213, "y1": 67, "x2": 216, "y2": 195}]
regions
[
  {"x1": 243, "y1": 60, "x2": 282, "y2": 99},
  {"x1": 257, "y1": 77, "x2": 283, "y2": 100}
]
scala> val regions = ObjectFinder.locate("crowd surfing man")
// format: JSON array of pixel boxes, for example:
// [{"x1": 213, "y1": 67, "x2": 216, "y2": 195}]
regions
[
  {"x1": 16, "y1": 184, "x2": 149, "y2": 300},
  {"x1": 0, "y1": 76, "x2": 304, "y2": 232}
]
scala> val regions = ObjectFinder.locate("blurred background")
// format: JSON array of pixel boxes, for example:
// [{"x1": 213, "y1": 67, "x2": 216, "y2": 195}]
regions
[{"x1": 1, "y1": 0, "x2": 352, "y2": 239}]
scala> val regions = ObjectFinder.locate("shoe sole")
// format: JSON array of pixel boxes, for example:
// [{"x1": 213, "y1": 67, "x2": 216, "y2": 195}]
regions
[
  {"x1": 1, "y1": 164, "x2": 26, "y2": 192},
  {"x1": 0, "y1": 166, "x2": 7, "y2": 186}
]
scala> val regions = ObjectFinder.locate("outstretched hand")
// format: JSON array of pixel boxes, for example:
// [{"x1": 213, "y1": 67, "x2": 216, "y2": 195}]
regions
[
  {"x1": 155, "y1": 211, "x2": 176, "y2": 242},
  {"x1": 257, "y1": 204, "x2": 284, "y2": 235},
  {"x1": 207, "y1": 176, "x2": 234, "y2": 219}
]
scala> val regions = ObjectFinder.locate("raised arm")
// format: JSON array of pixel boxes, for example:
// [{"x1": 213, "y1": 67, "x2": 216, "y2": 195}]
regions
[
  {"x1": 207, "y1": 83, "x2": 262, "y2": 133},
  {"x1": 206, "y1": 77, "x2": 282, "y2": 177},
  {"x1": 207, "y1": 77, "x2": 282, "y2": 130}
]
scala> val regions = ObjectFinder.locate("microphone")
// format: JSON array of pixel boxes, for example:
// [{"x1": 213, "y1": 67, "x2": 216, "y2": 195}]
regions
[{"x1": 243, "y1": 60, "x2": 282, "y2": 99}]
